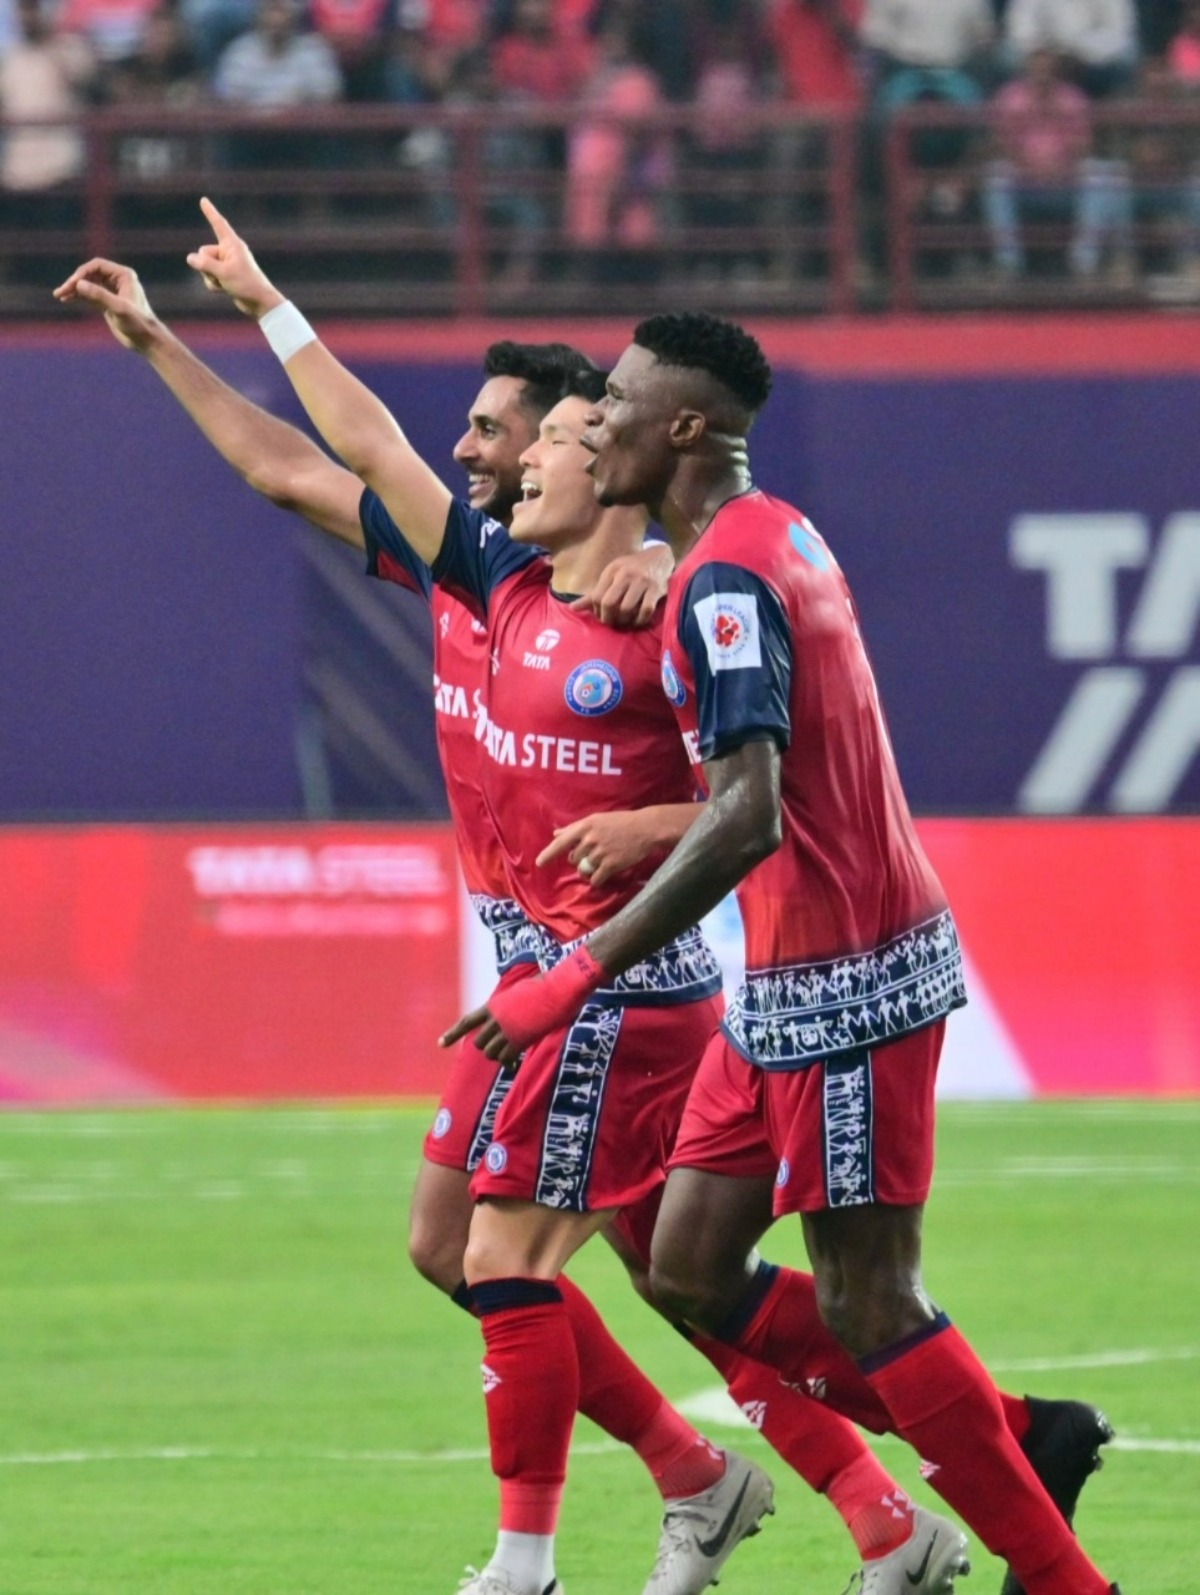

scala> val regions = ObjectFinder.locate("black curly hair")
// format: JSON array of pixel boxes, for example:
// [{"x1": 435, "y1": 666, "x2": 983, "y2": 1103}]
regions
[
  {"x1": 483, "y1": 341, "x2": 599, "y2": 421},
  {"x1": 632, "y1": 312, "x2": 773, "y2": 418}
]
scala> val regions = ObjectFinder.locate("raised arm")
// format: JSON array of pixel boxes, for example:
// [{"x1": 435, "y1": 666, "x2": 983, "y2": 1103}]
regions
[
  {"x1": 54, "y1": 257, "x2": 365, "y2": 546},
  {"x1": 185, "y1": 197, "x2": 453, "y2": 565}
]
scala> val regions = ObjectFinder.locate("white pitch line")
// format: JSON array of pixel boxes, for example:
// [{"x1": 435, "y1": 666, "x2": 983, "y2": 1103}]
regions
[
  {"x1": 0, "y1": 1435, "x2": 1196, "y2": 1468},
  {"x1": 989, "y1": 1347, "x2": 1199, "y2": 1373},
  {"x1": 0, "y1": 1442, "x2": 624, "y2": 1468}
]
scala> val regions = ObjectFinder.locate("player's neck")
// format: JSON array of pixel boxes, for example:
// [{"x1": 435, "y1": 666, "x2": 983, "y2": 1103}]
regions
[
  {"x1": 546, "y1": 512, "x2": 646, "y2": 595},
  {"x1": 658, "y1": 459, "x2": 754, "y2": 560}
]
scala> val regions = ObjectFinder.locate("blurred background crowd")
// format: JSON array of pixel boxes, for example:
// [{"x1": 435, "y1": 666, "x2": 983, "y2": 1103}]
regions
[{"x1": 6, "y1": 0, "x2": 1200, "y2": 311}]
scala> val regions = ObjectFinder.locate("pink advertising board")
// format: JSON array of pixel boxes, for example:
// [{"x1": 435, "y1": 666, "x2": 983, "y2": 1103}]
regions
[{"x1": 0, "y1": 820, "x2": 1195, "y2": 1103}]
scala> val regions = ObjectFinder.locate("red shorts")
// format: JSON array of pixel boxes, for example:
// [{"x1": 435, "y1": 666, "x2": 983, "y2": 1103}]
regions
[
  {"x1": 669, "y1": 1021, "x2": 944, "y2": 1215},
  {"x1": 422, "y1": 962, "x2": 537, "y2": 1175},
  {"x1": 470, "y1": 994, "x2": 724, "y2": 1214}
]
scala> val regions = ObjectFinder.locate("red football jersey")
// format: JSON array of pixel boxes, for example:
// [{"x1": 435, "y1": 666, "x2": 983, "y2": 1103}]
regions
[
  {"x1": 434, "y1": 501, "x2": 722, "y2": 1008},
  {"x1": 362, "y1": 489, "x2": 540, "y2": 972},
  {"x1": 662, "y1": 489, "x2": 966, "y2": 1068}
]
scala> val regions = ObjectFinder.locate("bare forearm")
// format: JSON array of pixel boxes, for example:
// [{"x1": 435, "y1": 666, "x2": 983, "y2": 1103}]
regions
[
  {"x1": 277, "y1": 340, "x2": 451, "y2": 561},
  {"x1": 588, "y1": 775, "x2": 777, "y2": 977},
  {"x1": 145, "y1": 325, "x2": 332, "y2": 502},
  {"x1": 636, "y1": 802, "x2": 704, "y2": 852}
]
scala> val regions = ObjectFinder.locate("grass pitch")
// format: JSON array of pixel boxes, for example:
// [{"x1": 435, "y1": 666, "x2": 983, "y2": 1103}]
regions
[{"x1": 1, "y1": 1100, "x2": 1196, "y2": 1594}]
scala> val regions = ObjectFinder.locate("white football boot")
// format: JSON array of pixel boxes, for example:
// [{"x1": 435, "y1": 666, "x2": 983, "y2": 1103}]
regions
[
  {"x1": 840, "y1": 1506, "x2": 970, "y2": 1595},
  {"x1": 642, "y1": 1449, "x2": 776, "y2": 1594},
  {"x1": 456, "y1": 1569, "x2": 562, "y2": 1595}
]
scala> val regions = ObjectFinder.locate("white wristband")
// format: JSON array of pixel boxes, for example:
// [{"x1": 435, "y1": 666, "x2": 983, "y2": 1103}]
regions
[{"x1": 259, "y1": 300, "x2": 317, "y2": 364}]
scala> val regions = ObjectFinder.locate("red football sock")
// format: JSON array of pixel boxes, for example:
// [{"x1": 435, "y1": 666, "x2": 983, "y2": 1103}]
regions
[
  {"x1": 699, "y1": 1330, "x2": 912, "y2": 1549},
  {"x1": 558, "y1": 1274, "x2": 724, "y2": 1499},
  {"x1": 718, "y1": 1266, "x2": 1045, "y2": 1454},
  {"x1": 828, "y1": 1457, "x2": 918, "y2": 1560},
  {"x1": 864, "y1": 1320, "x2": 1112, "y2": 1595},
  {"x1": 715, "y1": 1265, "x2": 893, "y2": 1432},
  {"x1": 1002, "y1": 1390, "x2": 1034, "y2": 1444},
  {"x1": 474, "y1": 1278, "x2": 578, "y2": 1536}
]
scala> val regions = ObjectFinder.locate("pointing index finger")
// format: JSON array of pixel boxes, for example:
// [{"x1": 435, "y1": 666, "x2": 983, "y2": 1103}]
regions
[{"x1": 199, "y1": 195, "x2": 235, "y2": 243}]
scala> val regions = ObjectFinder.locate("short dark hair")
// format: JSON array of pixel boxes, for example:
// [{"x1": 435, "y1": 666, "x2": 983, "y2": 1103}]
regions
[
  {"x1": 561, "y1": 366, "x2": 609, "y2": 405},
  {"x1": 483, "y1": 340, "x2": 598, "y2": 420},
  {"x1": 632, "y1": 312, "x2": 773, "y2": 417}
]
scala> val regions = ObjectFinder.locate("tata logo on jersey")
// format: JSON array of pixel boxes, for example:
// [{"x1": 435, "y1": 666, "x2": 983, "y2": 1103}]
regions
[
  {"x1": 523, "y1": 627, "x2": 562, "y2": 671},
  {"x1": 433, "y1": 675, "x2": 480, "y2": 721},
  {"x1": 474, "y1": 705, "x2": 624, "y2": 775},
  {"x1": 1012, "y1": 513, "x2": 1200, "y2": 811}
]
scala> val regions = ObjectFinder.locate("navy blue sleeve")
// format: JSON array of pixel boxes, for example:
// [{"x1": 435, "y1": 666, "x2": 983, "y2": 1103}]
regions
[
  {"x1": 360, "y1": 487, "x2": 433, "y2": 603},
  {"x1": 678, "y1": 561, "x2": 793, "y2": 761},
  {"x1": 429, "y1": 498, "x2": 541, "y2": 614}
]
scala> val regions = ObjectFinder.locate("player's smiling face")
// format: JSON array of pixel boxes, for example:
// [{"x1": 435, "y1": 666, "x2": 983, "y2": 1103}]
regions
[
  {"x1": 510, "y1": 396, "x2": 604, "y2": 548},
  {"x1": 582, "y1": 344, "x2": 678, "y2": 511},
  {"x1": 452, "y1": 375, "x2": 538, "y2": 524}
]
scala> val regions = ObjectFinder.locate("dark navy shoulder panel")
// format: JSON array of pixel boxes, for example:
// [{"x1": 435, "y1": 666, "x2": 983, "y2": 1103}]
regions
[
  {"x1": 678, "y1": 560, "x2": 793, "y2": 762},
  {"x1": 360, "y1": 487, "x2": 433, "y2": 601}
]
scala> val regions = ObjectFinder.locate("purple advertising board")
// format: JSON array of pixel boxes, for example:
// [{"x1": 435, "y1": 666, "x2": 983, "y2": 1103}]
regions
[{"x1": 1, "y1": 323, "x2": 1197, "y2": 817}]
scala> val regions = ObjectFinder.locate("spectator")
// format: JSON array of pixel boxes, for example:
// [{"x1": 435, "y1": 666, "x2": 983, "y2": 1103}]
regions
[
  {"x1": 681, "y1": 0, "x2": 776, "y2": 272},
  {"x1": 1005, "y1": 0, "x2": 1139, "y2": 97},
  {"x1": 397, "y1": 0, "x2": 485, "y2": 78},
  {"x1": 564, "y1": 11, "x2": 667, "y2": 250},
  {"x1": 56, "y1": 0, "x2": 160, "y2": 63},
  {"x1": 766, "y1": 0, "x2": 864, "y2": 111},
  {"x1": 983, "y1": 44, "x2": 1133, "y2": 278},
  {"x1": 104, "y1": 0, "x2": 201, "y2": 210},
  {"x1": 213, "y1": 0, "x2": 342, "y2": 196},
  {"x1": 309, "y1": 0, "x2": 389, "y2": 99},
  {"x1": 1125, "y1": 52, "x2": 1200, "y2": 285},
  {"x1": 1168, "y1": 0, "x2": 1200, "y2": 81},
  {"x1": 178, "y1": 0, "x2": 254, "y2": 71},
  {"x1": 214, "y1": 0, "x2": 342, "y2": 107},
  {"x1": 586, "y1": 0, "x2": 695, "y2": 100},
  {"x1": 862, "y1": 0, "x2": 995, "y2": 96},
  {"x1": 0, "y1": 0, "x2": 94, "y2": 200},
  {"x1": 0, "y1": 0, "x2": 94, "y2": 284},
  {"x1": 490, "y1": 0, "x2": 593, "y2": 104},
  {"x1": 413, "y1": 44, "x2": 549, "y2": 287}
]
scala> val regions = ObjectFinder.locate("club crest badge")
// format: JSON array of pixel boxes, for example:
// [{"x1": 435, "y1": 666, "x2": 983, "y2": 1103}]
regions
[
  {"x1": 661, "y1": 651, "x2": 687, "y2": 707},
  {"x1": 564, "y1": 660, "x2": 623, "y2": 716},
  {"x1": 431, "y1": 1108, "x2": 452, "y2": 1140}
]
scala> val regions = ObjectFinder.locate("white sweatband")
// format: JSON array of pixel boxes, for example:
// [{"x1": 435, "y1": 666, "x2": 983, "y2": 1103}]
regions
[{"x1": 259, "y1": 300, "x2": 317, "y2": 364}]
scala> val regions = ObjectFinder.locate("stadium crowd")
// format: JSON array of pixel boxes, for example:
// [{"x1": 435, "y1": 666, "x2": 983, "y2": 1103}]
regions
[{"x1": 5, "y1": 0, "x2": 1200, "y2": 293}]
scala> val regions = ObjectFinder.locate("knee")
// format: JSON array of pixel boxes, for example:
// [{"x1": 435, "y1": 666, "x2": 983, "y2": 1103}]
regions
[
  {"x1": 812, "y1": 1266, "x2": 930, "y2": 1359},
  {"x1": 407, "y1": 1209, "x2": 468, "y2": 1297},
  {"x1": 646, "y1": 1251, "x2": 734, "y2": 1333}
]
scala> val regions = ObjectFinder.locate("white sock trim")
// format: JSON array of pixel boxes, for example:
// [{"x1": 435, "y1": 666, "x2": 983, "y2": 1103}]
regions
[{"x1": 259, "y1": 300, "x2": 317, "y2": 364}]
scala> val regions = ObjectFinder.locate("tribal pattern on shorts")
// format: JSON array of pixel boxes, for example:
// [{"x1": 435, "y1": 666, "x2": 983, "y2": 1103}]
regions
[
  {"x1": 724, "y1": 909, "x2": 966, "y2": 1069},
  {"x1": 535, "y1": 1003, "x2": 623, "y2": 1210},
  {"x1": 823, "y1": 1051, "x2": 874, "y2": 1208},
  {"x1": 466, "y1": 1069, "x2": 515, "y2": 1173},
  {"x1": 470, "y1": 893, "x2": 542, "y2": 974},
  {"x1": 532, "y1": 923, "x2": 723, "y2": 1008}
]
